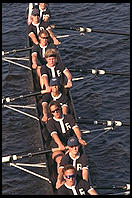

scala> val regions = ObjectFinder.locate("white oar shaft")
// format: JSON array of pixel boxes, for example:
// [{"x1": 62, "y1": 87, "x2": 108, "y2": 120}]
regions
[
  {"x1": 2, "y1": 57, "x2": 31, "y2": 71},
  {"x1": 2, "y1": 156, "x2": 11, "y2": 163},
  {"x1": 2, "y1": 154, "x2": 18, "y2": 162},
  {"x1": 3, "y1": 56, "x2": 29, "y2": 61},
  {"x1": 56, "y1": 34, "x2": 70, "y2": 38},
  {"x1": 10, "y1": 163, "x2": 51, "y2": 183},
  {"x1": 82, "y1": 127, "x2": 113, "y2": 134},
  {"x1": 15, "y1": 162, "x2": 46, "y2": 168},
  {"x1": 86, "y1": 128, "x2": 111, "y2": 144},
  {"x1": 3, "y1": 104, "x2": 39, "y2": 121},
  {"x1": 8, "y1": 104, "x2": 36, "y2": 109},
  {"x1": 72, "y1": 77, "x2": 85, "y2": 81}
]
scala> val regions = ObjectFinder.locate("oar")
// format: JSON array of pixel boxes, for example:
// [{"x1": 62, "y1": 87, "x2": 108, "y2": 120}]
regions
[
  {"x1": 70, "y1": 68, "x2": 130, "y2": 77},
  {"x1": 51, "y1": 25, "x2": 130, "y2": 36},
  {"x1": 93, "y1": 184, "x2": 130, "y2": 190},
  {"x1": 2, "y1": 46, "x2": 33, "y2": 56},
  {"x1": 2, "y1": 147, "x2": 66, "y2": 163},
  {"x1": 77, "y1": 118, "x2": 130, "y2": 127},
  {"x1": 2, "y1": 90, "x2": 48, "y2": 104}
]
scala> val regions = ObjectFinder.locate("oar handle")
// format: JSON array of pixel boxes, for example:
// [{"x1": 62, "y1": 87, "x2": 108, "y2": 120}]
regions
[
  {"x1": 91, "y1": 28, "x2": 130, "y2": 36},
  {"x1": 52, "y1": 146, "x2": 68, "y2": 153},
  {"x1": 2, "y1": 155, "x2": 18, "y2": 163},
  {"x1": 126, "y1": 184, "x2": 130, "y2": 190}
]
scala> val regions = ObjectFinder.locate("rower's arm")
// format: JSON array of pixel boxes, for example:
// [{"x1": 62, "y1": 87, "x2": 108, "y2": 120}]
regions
[
  {"x1": 42, "y1": 102, "x2": 48, "y2": 122},
  {"x1": 47, "y1": 28, "x2": 61, "y2": 45},
  {"x1": 36, "y1": 66, "x2": 41, "y2": 79},
  {"x1": 29, "y1": 32, "x2": 39, "y2": 45},
  {"x1": 51, "y1": 133, "x2": 65, "y2": 150},
  {"x1": 73, "y1": 126, "x2": 82, "y2": 140},
  {"x1": 82, "y1": 168, "x2": 89, "y2": 182},
  {"x1": 88, "y1": 188, "x2": 98, "y2": 195},
  {"x1": 73, "y1": 126, "x2": 86, "y2": 146},
  {"x1": 40, "y1": 75, "x2": 51, "y2": 92},
  {"x1": 32, "y1": 52, "x2": 37, "y2": 69},
  {"x1": 63, "y1": 69, "x2": 72, "y2": 88},
  {"x1": 62, "y1": 105, "x2": 68, "y2": 115},
  {"x1": 64, "y1": 68, "x2": 72, "y2": 81},
  {"x1": 56, "y1": 167, "x2": 64, "y2": 189}
]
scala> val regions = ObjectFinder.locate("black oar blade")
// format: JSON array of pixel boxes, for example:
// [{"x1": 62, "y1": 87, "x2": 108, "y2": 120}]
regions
[{"x1": 91, "y1": 29, "x2": 130, "y2": 36}]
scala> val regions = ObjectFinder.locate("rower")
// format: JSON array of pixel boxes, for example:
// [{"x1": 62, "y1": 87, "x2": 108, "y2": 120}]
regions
[
  {"x1": 38, "y1": 3, "x2": 51, "y2": 23},
  {"x1": 57, "y1": 164, "x2": 98, "y2": 195},
  {"x1": 40, "y1": 48, "x2": 72, "y2": 91},
  {"x1": 56, "y1": 136, "x2": 89, "y2": 189},
  {"x1": 42, "y1": 77, "x2": 69, "y2": 123},
  {"x1": 28, "y1": 3, "x2": 51, "y2": 24},
  {"x1": 32, "y1": 29, "x2": 56, "y2": 78},
  {"x1": 27, "y1": 8, "x2": 60, "y2": 46},
  {"x1": 46, "y1": 101, "x2": 86, "y2": 175}
]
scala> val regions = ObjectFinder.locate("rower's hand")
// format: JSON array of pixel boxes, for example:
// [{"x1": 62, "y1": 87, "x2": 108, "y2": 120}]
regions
[
  {"x1": 54, "y1": 39, "x2": 61, "y2": 45},
  {"x1": 46, "y1": 86, "x2": 51, "y2": 93},
  {"x1": 41, "y1": 115, "x2": 48, "y2": 123},
  {"x1": 65, "y1": 146, "x2": 70, "y2": 154},
  {"x1": 64, "y1": 80, "x2": 72, "y2": 88},
  {"x1": 79, "y1": 138, "x2": 87, "y2": 146},
  {"x1": 58, "y1": 144, "x2": 66, "y2": 151},
  {"x1": 32, "y1": 63, "x2": 37, "y2": 69}
]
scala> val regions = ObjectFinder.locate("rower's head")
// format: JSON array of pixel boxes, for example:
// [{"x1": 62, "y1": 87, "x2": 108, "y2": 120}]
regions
[
  {"x1": 50, "y1": 77, "x2": 60, "y2": 92},
  {"x1": 31, "y1": 9, "x2": 40, "y2": 23},
  {"x1": 45, "y1": 48, "x2": 60, "y2": 66},
  {"x1": 39, "y1": 3, "x2": 48, "y2": 10},
  {"x1": 62, "y1": 164, "x2": 77, "y2": 187},
  {"x1": 38, "y1": 30, "x2": 49, "y2": 45},
  {"x1": 49, "y1": 101, "x2": 62, "y2": 118},
  {"x1": 67, "y1": 136, "x2": 80, "y2": 155}
]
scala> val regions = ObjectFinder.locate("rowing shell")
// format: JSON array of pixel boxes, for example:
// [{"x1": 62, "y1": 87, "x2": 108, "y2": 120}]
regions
[{"x1": 26, "y1": 20, "x2": 81, "y2": 196}]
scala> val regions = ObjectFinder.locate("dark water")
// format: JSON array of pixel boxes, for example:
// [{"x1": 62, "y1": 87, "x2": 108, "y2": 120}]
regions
[{"x1": 2, "y1": 3, "x2": 130, "y2": 195}]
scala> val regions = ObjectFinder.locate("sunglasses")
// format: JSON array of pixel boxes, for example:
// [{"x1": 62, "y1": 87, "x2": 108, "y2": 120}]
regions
[
  {"x1": 51, "y1": 108, "x2": 60, "y2": 114},
  {"x1": 33, "y1": 14, "x2": 39, "y2": 17},
  {"x1": 65, "y1": 174, "x2": 76, "y2": 179},
  {"x1": 41, "y1": 37, "x2": 48, "y2": 39}
]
